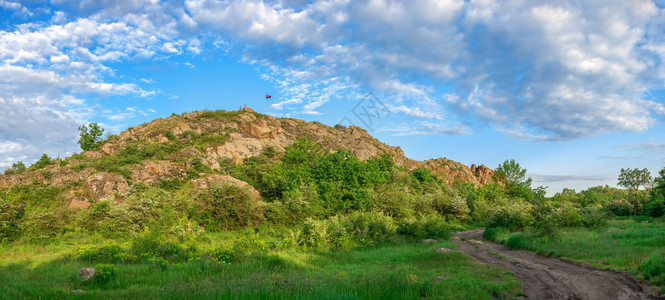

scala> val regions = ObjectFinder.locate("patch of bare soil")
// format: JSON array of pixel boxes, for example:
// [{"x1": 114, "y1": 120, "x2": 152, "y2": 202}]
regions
[{"x1": 452, "y1": 228, "x2": 664, "y2": 300}]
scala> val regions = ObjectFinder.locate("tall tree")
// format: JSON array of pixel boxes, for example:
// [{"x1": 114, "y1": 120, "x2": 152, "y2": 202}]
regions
[
  {"x1": 618, "y1": 168, "x2": 652, "y2": 215},
  {"x1": 77, "y1": 123, "x2": 105, "y2": 151},
  {"x1": 493, "y1": 159, "x2": 533, "y2": 200}
]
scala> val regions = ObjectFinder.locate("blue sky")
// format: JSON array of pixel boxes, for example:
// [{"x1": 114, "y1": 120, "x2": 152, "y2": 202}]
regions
[{"x1": 1, "y1": 0, "x2": 665, "y2": 195}]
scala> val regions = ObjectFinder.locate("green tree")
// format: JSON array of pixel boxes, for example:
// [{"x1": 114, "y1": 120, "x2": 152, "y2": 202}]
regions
[
  {"x1": 78, "y1": 123, "x2": 105, "y2": 151},
  {"x1": 618, "y1": 168, "x2": 652, "y2": 215},
  {"x1": 3, "y1": 161, "x2": 26, "y2": 175},
  {"x1": 28, "y1": 154, "x2": 52, "y2": 171},
  {"x1": 653, "y1": 167, "x2": 665, "y2": 197},
  {"x1": 493, "y1": 159, "x2": 533, "y2": 200}
]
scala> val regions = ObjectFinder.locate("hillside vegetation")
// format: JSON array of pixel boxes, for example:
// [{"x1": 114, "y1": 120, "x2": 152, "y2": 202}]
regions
[{"x1": 0, "y1": 108, "x2": 664, "y2": 298}]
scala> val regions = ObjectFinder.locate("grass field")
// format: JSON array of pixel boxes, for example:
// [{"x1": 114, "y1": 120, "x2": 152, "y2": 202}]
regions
[
  {"x1": 484, "y1": 217, "x2": 665, "y2": 291},
  {"x1": 0, "y1": 236, "x2": 521, "y2": 299}
]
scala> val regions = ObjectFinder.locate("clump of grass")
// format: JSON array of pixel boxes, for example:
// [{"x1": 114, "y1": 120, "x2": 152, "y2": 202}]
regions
[
  {"x1": 638, "y1": 253, "x2": 665, "y2": 280},
  {"x1": 483, "y1": 227, "x2": 511, "y2": 243},
  {"x1": 505, "y1": 233, "x2": 530, "y2": 250}
]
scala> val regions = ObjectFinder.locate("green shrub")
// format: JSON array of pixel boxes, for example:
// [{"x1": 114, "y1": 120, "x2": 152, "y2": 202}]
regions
[
  {"x1": 0, "y1": 198, "x2": 22, "y2": 242},
  {"x1": 19, "y1": 209, "x2": 63, "y2": 242},
  {"x1": 397, "y1": 215, "x2": 451, "y2": 239},
  {"x1": 579, "y1": 207, "x2": 609, "y2": 227},
  {"x1": 488, "y1": 200, "x2": 534, "y2": 231},
  {"x1": 552, "y1": 205, "x2": 583, "y2": 227},
  {"x1": 210, "y1": 248, "x2": 237, "y2": 264},
  {"x1": 78, "y1": 123, "x2": 105, "y2": 151},
  {"x1": 638, "y1": 253, "x2": 665, "y2": 280},
  {"x1": 369, "y1": 186, "x2": 417, "y2": 219},
  {"x1": 193, "y1": 185, "x2": 265, "y2": 231},
  {"x1": 482, "y1": 227, "x2": 511, "y2": 243},
  {"x1": 338, "y1": 211, "x2": 397, "y2": 244},
  {"x1": 131, "y1": 230, "x2": 193, "y2": 262},
  {"x1": 147, "y1": 256, "x2": 169, "y2": 271},
  {"x1": 412, "y1": 168, "x2": 436, "y2": 184},
  {"x1": 69, "y1": 244, "x2": 137, "y2": 263},
  {"x1": 298, "y1": 218, "x2": 329, "y2": 248},
  {"x1": 94, "y1": 263, "x2": 117, "y2": 284},
  {"x1": 606, "y1": 199, "x2": 633, "y2": 216},
  {"x1": 431, "y1": 193, "x2": 470, "y2": 221},
  {"x1": 233, "y1": 234, "x2": 270, "y2": 254},
  {"x1": 28, "y1": 154, "x2": 53, "y2": 171},
  {"x1": 505, "y1": 233, "x2": 530, "y2": 249},
  {"x1": 3, "y1": 161, "x2": 26, "y2": 175},
  {"x1": 643, "y1": 194, "x2": 665, "y2": 217},
  {"x1": 164, "y1": 130, "x2": 177, "y2": 141}
]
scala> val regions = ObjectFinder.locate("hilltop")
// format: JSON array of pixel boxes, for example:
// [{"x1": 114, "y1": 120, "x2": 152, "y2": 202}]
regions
[{"x1": 0, "y1": 107, "x2": 493, "y2": 208}]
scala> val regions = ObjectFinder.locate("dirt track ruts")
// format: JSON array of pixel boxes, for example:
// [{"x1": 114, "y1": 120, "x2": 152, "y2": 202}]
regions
[{"x1": 452, "y1": 228, "x2": 664, "y2": 300}]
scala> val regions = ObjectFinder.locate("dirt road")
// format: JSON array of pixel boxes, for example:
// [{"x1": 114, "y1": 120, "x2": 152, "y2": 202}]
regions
[{"x1": 452, "y1": 228, "x2": 663, "y2": 300}]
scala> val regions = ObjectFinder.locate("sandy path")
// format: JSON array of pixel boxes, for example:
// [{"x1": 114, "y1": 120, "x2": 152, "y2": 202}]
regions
[{"x1": 452, "y1": 228, "x2": 663, "y2": 300}]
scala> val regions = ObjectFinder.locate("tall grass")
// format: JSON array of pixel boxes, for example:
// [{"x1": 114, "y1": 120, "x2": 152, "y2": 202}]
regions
[
  {"x1": 0, "y1": 237, "x2": 521, "y2": 299},
  {"x1": 485, "y1": 217, "x2": 665, "y2": 291}
]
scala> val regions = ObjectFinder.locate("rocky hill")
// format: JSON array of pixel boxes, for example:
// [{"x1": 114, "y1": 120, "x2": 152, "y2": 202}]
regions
[{"x1": 0, "y1": 107, "x2": 493, "y2": 209}]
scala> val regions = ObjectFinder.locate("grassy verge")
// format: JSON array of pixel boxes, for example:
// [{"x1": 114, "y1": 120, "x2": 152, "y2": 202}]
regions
[
  {"x1": 484, "y1": 217, "x2": 665, "y2": 291},
  {"x1": 0, "y1": 236, "x2": 520, "y2": 299}
]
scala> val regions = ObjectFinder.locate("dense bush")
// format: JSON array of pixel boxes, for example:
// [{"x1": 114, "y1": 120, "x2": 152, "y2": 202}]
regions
[
  {"x1": 643, "y1": 194, "x2": 665, "y2": 217},
  {"x1": 396, "y1": 215, "x2": 451, "y2": 239},
  {"x1": 68, "y1": 244, "x2": 137, "y2": 263},
  {"x1": 0, "y1": 198, "x2": 22, "y2": 242},
  {"x1": 606, "y1": 199, "x2": 633, "y2": 217},
  {"x1": 431, "y1": 192, "x2": 470, "y2": 221},
  {"x1": 338, "y1": 211, "x2": 397, "y2": 244},
  {"x1": 19, "y1": 208, "x2": 63, "y2": 242},
  {"x1": 296, "y1": 212, "x2": 398, "y2": 250},
  {"x1": 505, "y1": 233, "x2": 530, "y2": 249},
  {"x1": 3, "y1": 161, "x2": 26, "y2": 175},
  {"x1": 193, "y1": 185, "x2": 265, "y2": 231},
  {"x1": 487, "y1": 200, "x2": 534, "y2": 231},
  {"x1": 210, "y1": 247, "x2": 237, "y2": 264},
  {"x1": 28, "y1": 154, "x2": 54, "y2": 171},
  {"x1": 579, "y1": 207, "x2": 609, "y2": 227},
  {"x1": 482, "y1": 227, "x2": 510, "y2": 242}
]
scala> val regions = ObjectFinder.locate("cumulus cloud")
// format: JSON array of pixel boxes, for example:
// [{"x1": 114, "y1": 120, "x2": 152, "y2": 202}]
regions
[
  {"x1": 2, "y1": 0, "x2": 665, "y2": 168},
  {"x1": 183, "y1": 0, "x2": 665, "y2": 140}
]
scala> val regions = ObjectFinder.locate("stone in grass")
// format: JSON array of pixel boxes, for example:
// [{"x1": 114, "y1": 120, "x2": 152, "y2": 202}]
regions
[
  {"x1": 72, "y1": 290, "x2": 86, "y2": 294},
  {"x1": 432, "y1": 276, "x2": 449, "y2": 282},
  {"x1": 78, "y1": 268, "x2": 97, "y2": 281},
  {"x1": 436, "y1": 248, "x2": 456, "y2": 253},
  {"x1": 422, "y1": 239, "x2": 437, "y2": 243}
]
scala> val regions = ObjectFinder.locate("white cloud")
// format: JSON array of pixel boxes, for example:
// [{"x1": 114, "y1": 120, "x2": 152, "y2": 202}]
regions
[
  {"x1": 3, "y1": 0, "x2": 665, "y2": 169},
  {"x1": 182, "y1": 0, "x2": 665, "y2": 141}
]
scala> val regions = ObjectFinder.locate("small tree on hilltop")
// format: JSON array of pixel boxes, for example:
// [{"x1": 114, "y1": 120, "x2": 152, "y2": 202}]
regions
[
  {"x1": 78, "y1": 123, "x2": 105, "y2": 151},
  {"x1": 618, "y1": 168, "x2": 652, "y2": 216},
  {"x1": 493, "y1": 159, "x2": 533, "y2": 200}
]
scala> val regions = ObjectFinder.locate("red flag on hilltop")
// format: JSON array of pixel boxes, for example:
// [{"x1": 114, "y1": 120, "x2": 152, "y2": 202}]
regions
[{"x1": 265, "y1": 94, "x2": 271, "y2": 99}]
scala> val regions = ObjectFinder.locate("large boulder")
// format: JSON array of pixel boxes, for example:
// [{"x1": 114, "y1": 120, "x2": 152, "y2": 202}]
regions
[
  {"x1": 67, "y1": 197, "x2": 90, "y2": 210},
  {"x1": 131, "y1": 161, "x2": 186, "y2": 185},
  {"x1": 49, "y1": 168, "x2": 81, "y2": 186},
  {"x1": 191, "y1": 175, "x2": 262, "y2": 200},
  {"x1": 470, "y1": 164, "x2": 494, "y2": 185},
  {"x1": 84, "y1": 172, "x2": 130, "y2": 201}
]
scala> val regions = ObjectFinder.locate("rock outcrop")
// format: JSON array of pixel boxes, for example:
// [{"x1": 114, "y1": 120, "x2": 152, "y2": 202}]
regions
[
  {"x1": 130, "y1": 161, "x2": 186, "y2": 185},
  {"x1": 409, "y1": 158, "x2": 494, "y2": 186},
  {"x1": 0, "y1": 107, "x2": 495, "y2": 206},
  {"x1": 84, "y1": 172, "x2": 129, "y2": 201},
  {"x1": 191, "y1": 175, "x2": 262, "y2": 200}
]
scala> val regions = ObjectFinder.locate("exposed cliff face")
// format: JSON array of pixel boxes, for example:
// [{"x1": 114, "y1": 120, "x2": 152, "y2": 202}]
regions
[
  {"x1": 407, "y1": 158, "x2": 494, "y2": 187},
  {"x1": 0, "y1": 107, "x2": 493, "y2": 209}
]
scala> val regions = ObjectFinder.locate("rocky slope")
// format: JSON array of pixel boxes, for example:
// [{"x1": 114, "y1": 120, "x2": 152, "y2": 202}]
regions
[{"x1": 0, "y1": 107, "x2": 493, "y2": 209}]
